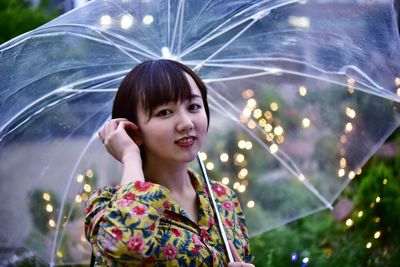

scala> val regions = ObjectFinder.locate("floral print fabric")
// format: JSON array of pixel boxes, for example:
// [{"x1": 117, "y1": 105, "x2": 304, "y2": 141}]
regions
[{"x1": 85, "y1": 171, "x2": 252, "y2": 266}]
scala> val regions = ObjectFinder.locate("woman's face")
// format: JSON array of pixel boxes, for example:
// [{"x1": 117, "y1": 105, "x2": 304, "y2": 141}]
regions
[{"x1": 137, "y1": 73, "x2": 208, "y2": 165}]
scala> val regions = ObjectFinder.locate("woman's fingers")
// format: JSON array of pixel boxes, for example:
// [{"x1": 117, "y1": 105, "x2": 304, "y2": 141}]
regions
[{"x1": 229, "y1": 241, "x2": 243, "y2": 263}]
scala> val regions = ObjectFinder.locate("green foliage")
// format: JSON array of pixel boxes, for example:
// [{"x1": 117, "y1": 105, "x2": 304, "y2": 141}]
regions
[
  {"x1": 0, "y1": 0, "x2": 59, "y2": 44},
  {"x1": 250, "y1": 131, "x2": 400, "y2": 267}
]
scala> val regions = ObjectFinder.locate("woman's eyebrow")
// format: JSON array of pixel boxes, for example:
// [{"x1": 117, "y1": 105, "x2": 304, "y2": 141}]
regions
[{"x1": 191, "y1": 94, "x2": 202, "y2": 99}]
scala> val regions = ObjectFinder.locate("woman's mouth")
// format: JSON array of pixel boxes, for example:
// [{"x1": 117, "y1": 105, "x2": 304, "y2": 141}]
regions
[{"x1": 175, "y1": 136, "x2": 196, "y2": 148}]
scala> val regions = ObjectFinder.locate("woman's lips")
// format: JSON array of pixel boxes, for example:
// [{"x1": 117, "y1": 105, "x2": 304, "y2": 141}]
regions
[{"x1": 175, "y1": 136, "x2": 196, "y2": 148}]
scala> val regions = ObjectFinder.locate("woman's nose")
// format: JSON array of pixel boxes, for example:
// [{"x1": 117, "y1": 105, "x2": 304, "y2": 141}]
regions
[{"x1": 176, "y1": 110, "x2": 194, "y2": 133}]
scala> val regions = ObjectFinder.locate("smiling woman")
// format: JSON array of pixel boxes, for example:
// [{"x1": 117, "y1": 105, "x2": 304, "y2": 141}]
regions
[{"x1": 84, "y1": 59, "x2": 254, "y2": 266}]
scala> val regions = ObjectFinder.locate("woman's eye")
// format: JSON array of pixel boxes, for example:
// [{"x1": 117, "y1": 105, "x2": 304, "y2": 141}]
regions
[
  {"x1": 189, "y1": 103, "x2": 202, "y2": 111},
  {"x1": 157, "y1": 109, "x2": 172, "y2": 117}
]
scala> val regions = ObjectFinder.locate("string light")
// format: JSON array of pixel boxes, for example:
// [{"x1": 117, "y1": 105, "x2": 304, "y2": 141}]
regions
[
  {"x1": 395, "y1": 77, "x2": 400, "y2": 86},
  {"x1": 366, "y1": 242, "x2": 372, "y2": 249},
  {"x1": 57, "y1": 251, "x2": 63, "y2": 258},
  {"x1": 142, "y1": 15, "x2": 154, "y2": 25},
  {"x1": 199, "y1": 152, "x2": 207, "y2": 161},
  {"x1": 82, "y1": 193, "x2": 89, "y2": 202},
  {"x1": 276, "y1": 135, "x2": 285, "y2": 144},
  {"x1": 302, "y1": 118, "x2": 311, "y2": 128},
  {"x1": 220, "y1": 153, "x2": 229, "y2": 162},
  {"x1": 237, "y1": 185, "x2": 246, "y2": 193},
  {"x1": 375, "y1": 197, "x2": 381, "y2": 203},
  {"x1": 46, "y1": 204, "x2": 53, "y2": 212},
  {"x1": 253, "y1": 109, "x2": 262, "y2": 119},
  {"x1": 235, "y1": 154, "x2": 245, "y2": 163},
  {"x1": 233, "y1": 182, "x2": 240, "y2": 190},
  {"x1": 75, "y1": 195, "x2": 82, "y2": 203},
  {"x1": 100, "y1": 15, "x2": 112, "y2": 26},
  {"x1": 247, "y1": 201, "x2": 255, "y2": 208},
  {"x1": 299, "y1": 86, "x2": 307, "y2": 96},
  {"x1": 76, "y1": 174, "x2": 84, "y2": 183},
  {"x1": 357, "y1": 211, "x2": 364, "y2": 218},
  {"x1": 340, "y1": 135, "x2": 347, "y2": 144},
  {"x1": 348, "y1": 171, "x2": 356, "y2": 180},
  {"x1": 49, "y1": 219, "x2": 56, "y2": 228},
  {"x1": 357, "y1": 168, "x2": 362, "y2": 175},
  {"x1": 121, "y1": 14, "x2": 134, "y2": 29},
  {"x1": 383, "y1": 178, "x2": 388, "y2": 185},
  {"x1": 238, "y1": 168, "x2": 248, "y2": 179},
  {"x1": 221, "y1": 177, "x2": 230, "y2": 185},
  {"x1": 346, "y1": 107, "x2": 356, "y2": 119},
  {"x1": 247, "y1": 98, "x2": 257, "y2": 109},
  {"x1": 258, "y1": 118, "x2": 267, "y2": 127},
  {"x1": 374, "y1": 217, "x2": 381, "y2": 223},
  {"x1": 340, "y1": 158, "x2": 347, "y2": 168},
  {"x1": 84, "y1": 184, "x2": 92, "y2": 193},
  {"x1": 265, "y1": 133, "x2": 274, "y2": 142},
  {"x1": 374, "y1": 231, "x2": 381, "y2": 239},
  {"x1": 247, "y1": 120, "x2": 257, "y2": 129},
  {"x1": 206, "y1": 162, "x2": 215, "y2": 170},
  {"x1": 298, "y1": 174, "x2": 305, "y2": 181},
  {"x1": 269, "y1": 144, "x2": 278, "y2": 154},
  {"x1": 264, "y1": 124, "x2": 273, "y2": 132},
  {"x1": 245, "y1": 141, "x2": 253, "y2": 150},
  {"x1": 345, "y1": 219, "x2": 354, "y2": 227},
  {"x1": 242, "y1": 89, "x2": 254, "y2": 99},
  {"x1": 273, "y1": 126, "x2": 284, "y2": 136},
  {"x1": 42, "y1": 193, "x2": 51, "y2": 201},
  {"x1": 86, "y1": 169, "x2": 94, "y2": 178},
  {"x1": 238, "y1": 140, "x2": 246, "y2": 149},
  {"x1": 264, "y1": 111, "x2": 272, "y2": 119},
  {"x1": 345, "y1": 122, "x2": 353, "y2": 133},
  {"x1": 338, "y1": 169, "x2": 345, "y2": 178},
  {"x1": 270, "y1": 102, "x2": 279, "y2": 111}
]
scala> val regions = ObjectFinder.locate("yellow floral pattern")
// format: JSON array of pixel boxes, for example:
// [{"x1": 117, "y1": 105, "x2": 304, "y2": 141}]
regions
[{"x1": 85, "y1": 171, "x2": 252, "y2": 266}]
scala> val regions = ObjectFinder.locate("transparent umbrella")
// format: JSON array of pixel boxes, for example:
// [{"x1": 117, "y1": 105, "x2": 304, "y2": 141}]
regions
[{"x1": 1, "y1": 0, "x2": 399, "y2": 265}]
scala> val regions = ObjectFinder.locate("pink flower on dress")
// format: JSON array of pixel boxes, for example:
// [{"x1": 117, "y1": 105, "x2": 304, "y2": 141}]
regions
[
  {"x1": 200, "y1": 228, "x2": 210, "y2": 242},
  {"x1": 222, "y1": 200, "x2": 234, "y2": 211},
  {"x1": 111, "y1": 227, "x2": 123, "y2": 240},
  {"x1": 225, "y1": 218, "x2": 233, "y2": 228},
  {"x1": 212, "y1": 183, "x2": 226, "y2": 197},
  {"x1": 163, "y1": 245, "x2": 178, "y2": 259},
  {"x1": 127, "y1": 236, "x2": 144, "y2": 253},
  {"x1": 131, "y1": 204, "x2": 148, "y2": 218},
  {"x1": 163, "y1": 200, "x2": 172, "y2": 209},
  {"x1": 192, "y1": 234, "x2": 202, "y2": 246},
  {"x1": 191, "y1": 247, "x2": 199, "y2": 255},
  {"x1": 117, "y1": 198, "x2": 132, "y2": 207},
  {"x1": 134, "y1": 181, "x2": 153, "y2": 191},
  {"x1": 124, "y1": 192, "x2": 136, "y2": 201},
  {"x1": 171, "y1": 228, "x2": 181, "y2": 237}
]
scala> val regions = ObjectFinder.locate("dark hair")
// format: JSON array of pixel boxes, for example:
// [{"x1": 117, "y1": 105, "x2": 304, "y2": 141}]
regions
[{"x1": 112, "y1": 59, "x2": 210, "y2": 126}]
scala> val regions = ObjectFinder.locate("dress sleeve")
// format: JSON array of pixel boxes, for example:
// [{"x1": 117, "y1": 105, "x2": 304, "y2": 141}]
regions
[{"x1": 84, "y1": 180, "x2": 170, "y2": 264}]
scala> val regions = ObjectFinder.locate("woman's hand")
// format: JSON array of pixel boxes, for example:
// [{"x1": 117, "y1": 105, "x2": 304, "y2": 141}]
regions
[
  {"x1": 228, "y1": 241, "x2": 255, "y2": 267},
  {"x1": 98, "y1": 118, "x2": 141, "y2": 163}
]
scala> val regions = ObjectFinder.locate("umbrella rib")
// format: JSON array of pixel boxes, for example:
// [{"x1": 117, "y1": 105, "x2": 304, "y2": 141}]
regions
[{"x1": 170, "y1": 0, "x2": 184, "y2": 55}]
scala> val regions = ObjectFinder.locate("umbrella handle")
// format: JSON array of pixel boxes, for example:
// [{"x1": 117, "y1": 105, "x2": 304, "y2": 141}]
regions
[{"x1": 197, "y1": 153, "x2": 234, "y2": 263}]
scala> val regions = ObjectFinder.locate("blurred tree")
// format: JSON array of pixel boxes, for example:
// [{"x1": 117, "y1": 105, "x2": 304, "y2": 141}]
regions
[{"x1": 0, "y1": 0, "x2": 59, "y2": 44}]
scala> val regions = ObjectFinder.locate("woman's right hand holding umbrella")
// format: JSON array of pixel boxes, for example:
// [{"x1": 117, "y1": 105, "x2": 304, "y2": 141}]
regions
[
  {"x1": 98, "y1": 118, "x2": 145, "y2": 184},
  {"x1": 228, "y1": 241, "x2": 255, "y2": 267}
]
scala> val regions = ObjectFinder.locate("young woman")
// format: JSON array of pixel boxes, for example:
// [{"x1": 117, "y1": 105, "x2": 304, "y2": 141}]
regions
[{"x1": 85, "y1": 60, "x2": 254, "y2": 266}]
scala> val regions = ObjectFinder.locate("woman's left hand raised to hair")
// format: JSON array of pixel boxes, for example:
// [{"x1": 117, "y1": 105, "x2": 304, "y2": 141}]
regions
[{"x1": 228, "y1": 241, "x2": 255, "y2": 267}]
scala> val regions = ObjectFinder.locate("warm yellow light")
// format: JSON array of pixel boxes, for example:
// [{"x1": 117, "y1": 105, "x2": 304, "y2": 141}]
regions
[
  {"x1": 340, "y1": 158, "x2": 347, "y2": 168},
  {"x1": 86, "y1": 169, "x2": 94, "y2": 178},
  {"x1": 274, "y1": 126, "x2": 284, "y2": 136},
  {"x1": 258, "y1": 118, "x2": 267, "y2": 127},
  {"x1": 57, "y1": 251, "x2": 63, "y2": 258},
  {"x1": 340, "y1": 135, "x2": 347, "y2": 144},
  {"x1": 199, "y1": 152, "x2": 207, "y2": 161},
  {"x1": 340, "y1": 148, "x2": 346, "y2": 156},
  {"x1": 357, "y1": 168, "x2": 362, "y2": 175},
  {"x1": 299, "y1": 86, "x2": 307, "y2": 96},
  {"x1": 247, "y1": 201, "x2": 255, "y2": 208},
  {"x1": 235, "y1": 154, "x2": 245, "y2": 163},
  {"x1": 100, "y1": 15, "x2": 112, "y2": 26},
  {"x1": 81, "y1": 193, "x2": 88, "y2": 202},
  {"x1": 46, "y1": 204, "x2": 53, "y2": 212},
  {"x1": 75, "y1": 195, "x2": 82, "y2": 203},
  {"x1": 121, "y1": 14, "x2": 134, "y2": 29},
  {"x1": 243, "y1": 108, "x2": 252, "y2": 117},
  {"x1": 240, "y1": 114, "x2": 249, "y2": 123},
  {"x1": 233, "y1": 182, "x2": 240, "y2": 190},
  {"x1": 84, "y1": 184, "x2": 92, "y2": 193},
  {"x1": 264, "y1": 111, "x2": 272, "y2": 119},
  {"x1": 298, "y1": 174, "x2": 305, "y2": 181},
  {"x1": 242, "y1": 89, "x2": 254, "y2": 99},
  {"x1": 383, "y1": 178, "x2": 388, "y2": 185},
  {"x1": 265, "y1": 133, "x2": 274, "y2": 142},
  {"x1": 374, "y1": 217, "x2": 381, "y2": 223},
  {"x1": 220, "y1": 153, "x2": 229, "y2": 162},
  {"x1": 347, "y1": 77, "x2": 356, "y2": 85},
  {"x1": 269, "y1": 144, "x2": 279, "y2": 154},
  {"x1": 238, "y1": 185, "x2": 246, "y2": 193},
  {"x1": 374, "y1": 231, "x2": 381, "y2": 239},
  {"x1": 370, "y1": 202, "x2": 375, "y2": 208},
  {"x1": 302, "y1": 118, "x2": 310, "y2": 128},
  {"x1": 76, "y1": 174, "x2": 84, "y2": 183},
  {"x1": 375, "y1": 196, "x2": 381, "y2": 203},
  {"x1": 253, "y1": 109, "x2": 262, "y2": 119},
  {"x1": 345, "y1": 122, "x2": 353, "y2": 132},
  {"x1": 358, "y1": 211, "x2": 363, "y2": 218},
  {"x1": 395, "y1": 77, "x2": 400, "y2": 86},
  {"x1": 348, "y1": 171, "x2": 355, "y2": 180},
  {"x1": 206, "y1": 162, "x2": 215, "y2": 170},
  {"x1": 366, "y1": 242, "x2": 372, "y2": 249},
  {"x1": 247, "y1": 98, "x2": 257, "y2": 109},
  {"x1": 270, "y1": 102, "x2": 279, "y2": 111},
  {"x1": 238, "y1": 140, "x2": 246, "y2": 149},
  {"x1": 264, "y1": 124, "x2": 273, "y2": 132},
  {"x1": 276, "y1": 135, "x2": 285, "y2": 144},
  {"x1": 345, "y1": 219, "x2": 353, "y2": 227},
  {"x1": 346, "y1": 107, "x2": 356, "y2": 119},
  {"x1": 245, "y1": 141, "x2": 253, "y2": 150},
  {"x1": 338, "y1": 169, "x2": 345, "y2": 177},
  {"x1": 247, "y1": 120, "x2": 257, "y2": 129},
  {"x1": 49, "y1": 219, "x2": 56, "y2": 228},
  {"x1": 221, "y1": 177, "x2": 230, "y2": 185},
  {"x1": 42, "y1": 193, "x2": 51, "y2": 201},
  {"x1": 238, "y1": 168, "x2": 248, "y2": 179},
  {"x1": 142, "y1": 15, "x2": 154, "y2": 25}
]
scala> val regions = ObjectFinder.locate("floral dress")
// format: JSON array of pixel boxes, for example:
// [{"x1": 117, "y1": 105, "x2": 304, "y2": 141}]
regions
[{"x1": 84, "y1": 170, "x2": 253, "y2": 266}]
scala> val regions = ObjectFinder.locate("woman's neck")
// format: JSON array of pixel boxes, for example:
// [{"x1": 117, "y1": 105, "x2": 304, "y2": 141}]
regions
[{"x1": 143, "y1": 160, "x2": 192, "y2": 195}]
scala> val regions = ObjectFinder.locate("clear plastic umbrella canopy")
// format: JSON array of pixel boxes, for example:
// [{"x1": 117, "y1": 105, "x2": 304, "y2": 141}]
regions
[{"x1": 1, "y1": 0, "x2": 400, "y2": 265}]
